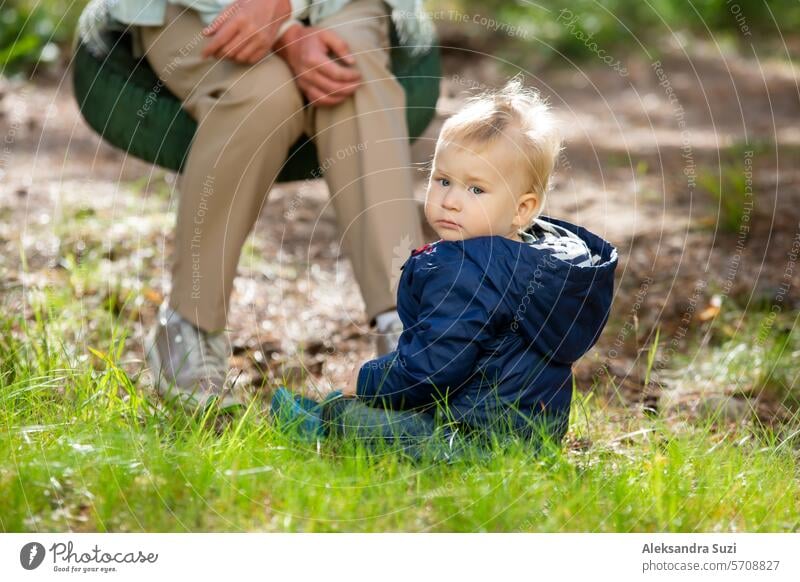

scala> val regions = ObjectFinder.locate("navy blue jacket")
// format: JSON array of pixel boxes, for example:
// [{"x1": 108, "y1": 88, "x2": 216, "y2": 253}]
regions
[{"x1": 356, "y1": 215, "x2": 618, "y2": 441}]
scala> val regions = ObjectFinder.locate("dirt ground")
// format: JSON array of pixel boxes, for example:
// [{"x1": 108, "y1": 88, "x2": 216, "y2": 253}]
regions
[{"x1": 1, "y1": 35, "x2": 798, "y2": 419}]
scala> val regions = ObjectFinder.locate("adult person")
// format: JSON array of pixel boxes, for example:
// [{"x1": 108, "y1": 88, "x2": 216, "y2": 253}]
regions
[{"x1": 87, "y1": 0, "x2": 435, "y2": 411}]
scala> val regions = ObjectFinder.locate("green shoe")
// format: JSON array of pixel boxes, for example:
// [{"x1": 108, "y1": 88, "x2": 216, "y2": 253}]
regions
[{"x1": 270, "y1": 387, "x2": 344, "y2": 440}]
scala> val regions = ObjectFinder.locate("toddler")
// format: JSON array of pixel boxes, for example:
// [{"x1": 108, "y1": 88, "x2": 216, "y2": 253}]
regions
[{"x1": 272, "y1": 75, "x2": 618, "y2": 457}]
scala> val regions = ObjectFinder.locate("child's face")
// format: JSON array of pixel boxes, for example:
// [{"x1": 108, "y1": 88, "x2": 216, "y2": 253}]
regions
[{"x1": 424, "y1": 137, "x2": 539, "y2": 242}]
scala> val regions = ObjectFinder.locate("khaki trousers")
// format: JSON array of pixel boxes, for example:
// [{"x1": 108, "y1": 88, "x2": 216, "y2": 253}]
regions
[{"x1": 139, "y1": 0, "x2": 424, "y2": 332}]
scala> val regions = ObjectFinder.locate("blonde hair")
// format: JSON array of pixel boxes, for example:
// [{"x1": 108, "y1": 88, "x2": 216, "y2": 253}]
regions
[{"x1": 436, "y1": 74, "x2": 562, "y2": 220}]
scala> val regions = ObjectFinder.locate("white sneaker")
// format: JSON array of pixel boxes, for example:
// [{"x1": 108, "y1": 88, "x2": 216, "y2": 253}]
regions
[
  {"x1": 375, "y1": 309, "x2": 404, "y2": 356},
  {"x1": 144, "y1": 303, "x2": 246, "y2": 414}
]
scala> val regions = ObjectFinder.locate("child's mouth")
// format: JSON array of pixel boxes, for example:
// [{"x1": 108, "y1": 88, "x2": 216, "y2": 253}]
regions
[{"x1": 436, "y1": 219, "x2": 460, "y2": 230}]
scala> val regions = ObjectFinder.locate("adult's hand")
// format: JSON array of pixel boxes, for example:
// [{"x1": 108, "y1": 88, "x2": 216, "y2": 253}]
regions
[
  {"x1": 201, "y1": 0, "x2": 292, "y2": 64},
  {"x1": 273, "y1": 23, "x2": 362, "y2": 107}
]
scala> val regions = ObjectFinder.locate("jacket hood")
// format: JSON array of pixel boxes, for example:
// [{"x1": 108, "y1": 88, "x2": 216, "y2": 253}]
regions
[{"x1": 460, "y1": 215, "x2": 618, "y2": 365}]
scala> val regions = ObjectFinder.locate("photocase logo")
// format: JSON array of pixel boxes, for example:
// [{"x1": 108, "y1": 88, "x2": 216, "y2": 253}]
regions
[{"x1": 20, "y1": 542, "x2": 46, "y2": 570}]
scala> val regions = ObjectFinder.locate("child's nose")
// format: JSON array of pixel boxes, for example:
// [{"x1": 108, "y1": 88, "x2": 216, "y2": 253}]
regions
[{"x1": 441, "y1": 188, "x2": 461, "y2": 211}]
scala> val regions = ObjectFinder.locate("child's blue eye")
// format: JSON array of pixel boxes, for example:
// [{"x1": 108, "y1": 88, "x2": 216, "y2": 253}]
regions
[
  {"x1": 469, "y1": 185, "x2": 485, "y2": 195},
  {"x1": 437, "y1": 178, "x2": 450, "y2": 187}
]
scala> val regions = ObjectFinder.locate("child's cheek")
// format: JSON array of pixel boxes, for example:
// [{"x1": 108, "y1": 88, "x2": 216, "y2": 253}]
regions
[{"x1": 423, "y1": 198, "x2": 434, "y2": 222}]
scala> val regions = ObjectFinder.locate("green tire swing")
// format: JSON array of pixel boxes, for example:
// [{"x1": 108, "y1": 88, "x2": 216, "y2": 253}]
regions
[{"x1": 72, "y1": 25, "x2": 441, "y2": 182}]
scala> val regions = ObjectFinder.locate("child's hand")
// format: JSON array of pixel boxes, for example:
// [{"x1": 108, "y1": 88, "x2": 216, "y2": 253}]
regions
[{"x1": 340, "y1": 364, "x2": 360, "y2": 398}]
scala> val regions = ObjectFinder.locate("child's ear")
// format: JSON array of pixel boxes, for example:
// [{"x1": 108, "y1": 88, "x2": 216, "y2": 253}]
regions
[{"x1": 512, "y1": 192, "x2": 540, "y2": 228}]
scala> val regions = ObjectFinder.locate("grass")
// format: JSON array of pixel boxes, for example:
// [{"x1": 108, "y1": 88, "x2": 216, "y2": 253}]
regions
[
  {"x1": 6, "y1": 0, "x2": 800, "y2": 77},
  {"x1": 439, "y1": 0, "x2": 800, "y2": 66},
  {"x1": 1, "y1": 288, "x2": 799, "y2": 532},
  {"x1": 696, "y1": 143, "x2": 761, "y2": 235},
  {"x1": 669, "y1": 291, "x2": 800, "y2": 412},
  {"x1": 3, "y1": 0, "x2": 798, "y2": 534},
  {"x1": 1, "y1": 0, "x2": 84, "y2": 75},
  {"x1": 1, "y1": 175, "x2": 798, "y2": 532}
]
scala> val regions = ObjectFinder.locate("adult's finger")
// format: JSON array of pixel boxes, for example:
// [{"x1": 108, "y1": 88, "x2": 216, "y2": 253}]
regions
[
  {"x1": 221, "y1": 32, "x2": 258, "y2": 61},
  {"x1": 303, "y1": 85, "x2": 341, "y2": 107},
  {"x1": 235, "y1": 40, "x2": 268, "y2": 64},
  {"x1": 218, "y1": 22, "x2": 265, "y2": 60},
  {"x1": 217, "y1": 36, "x2": 247, "y2": 60},
  {"x1": 247, "y1": 49, "x2": 268, "y2": 64},
  {"x1": 228, "y1": 39, "x2": 255, "y2": 63},
  {"x1": 306, "y1": 69, "x2": 360, "y2": 98},
  {"x1": 316, "y1": 57, "x2": 361, "y2": 84},
  {"x1": 202, "y1": 19, "x2": 241, "y2": 58},
  {"x1": 319, "y1": 29, "x2": 355, "y2": 66}
]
